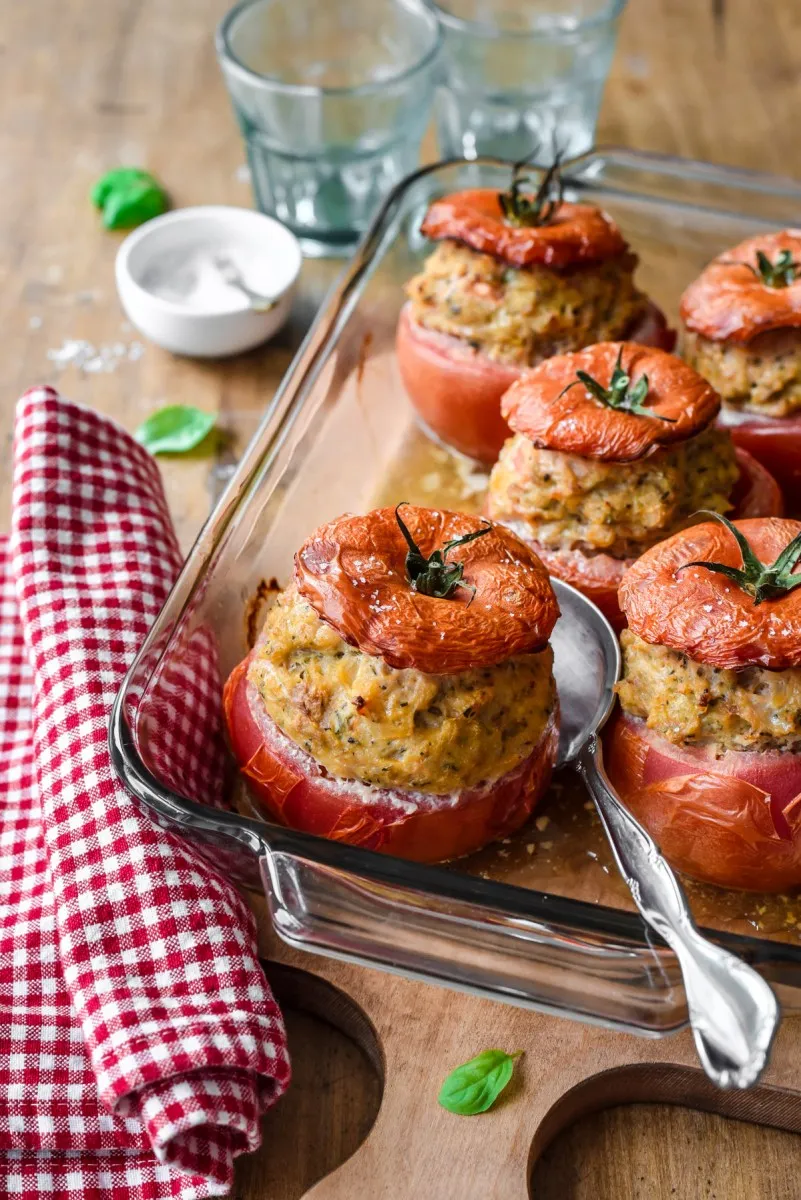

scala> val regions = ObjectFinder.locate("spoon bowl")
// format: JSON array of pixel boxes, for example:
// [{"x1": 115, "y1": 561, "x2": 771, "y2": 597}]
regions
[
  {"x1": 548, "y1": 579, "x2": 780, "y2": 1090},
  {"x1": 550, "y1": 579, "x2": 620, "y2": 767}
]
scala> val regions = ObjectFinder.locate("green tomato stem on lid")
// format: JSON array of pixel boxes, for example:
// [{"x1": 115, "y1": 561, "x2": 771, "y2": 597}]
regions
[
  {"x1": 679, "y1": 511, "x2": 801, "y2": 605},
  {"x1": 556, "y1": 346, "x2": 676, "y2": 423},
  {"x1": 395, "y1": 503, "x2": 492, "y2": 605}
]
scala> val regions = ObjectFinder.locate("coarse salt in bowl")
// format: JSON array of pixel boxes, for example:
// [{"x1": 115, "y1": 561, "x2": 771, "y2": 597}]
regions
[{"x1": 115, "y1": 205, "x2": 302, "y2": 358}]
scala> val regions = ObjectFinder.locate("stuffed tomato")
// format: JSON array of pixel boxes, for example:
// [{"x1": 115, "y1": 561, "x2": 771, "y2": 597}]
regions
[
  {"x1": 681, "y1": 229, "x2": 801, "y2": 503},
  {"x1": 224, "y1": 505, "x2": 560, "y2": 863},
  {"x1": 608, "y1": 514, "x2": 801, "y2": 891},
  {"x1": 486, "y1": 343, "x2": 782, "y2": 628},
  {"x1": 397, "y1": 162, "x2": 675, "y2": 464}
]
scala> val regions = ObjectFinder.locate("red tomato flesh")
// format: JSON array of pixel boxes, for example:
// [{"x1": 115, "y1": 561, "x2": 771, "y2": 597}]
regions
[
  {"x1": 223, "y1": 656, "x2": 559, "y2": 864},
  {"x1": 718, "y1": 406, "x2": 801, "y2": 512},
  {"x1": 605, "y1": 711, "x2": 801, "y2": 892}
]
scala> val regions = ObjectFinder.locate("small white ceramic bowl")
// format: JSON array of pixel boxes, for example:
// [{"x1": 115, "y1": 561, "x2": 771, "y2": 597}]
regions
[{"x1": 115, "y1": 206, "x2": 302, "y2": 358}]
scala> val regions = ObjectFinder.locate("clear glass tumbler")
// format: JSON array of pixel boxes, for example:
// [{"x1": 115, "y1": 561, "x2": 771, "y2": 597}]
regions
[
  {"x1": 430, "y1": 0, "x2": 626, "y2": 162},
  {"x1": 216, "y1": 0, "x2": 441, "y2": 257}
]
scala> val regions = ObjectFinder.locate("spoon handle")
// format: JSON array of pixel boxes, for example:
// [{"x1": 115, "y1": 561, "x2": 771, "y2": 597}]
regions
[{"x1": 575, "y1": 733, "x2": 780, "y2": 1089}]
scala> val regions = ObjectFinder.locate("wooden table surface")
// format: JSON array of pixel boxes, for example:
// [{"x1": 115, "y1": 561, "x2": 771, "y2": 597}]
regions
[{"x1": 3, "y1": 1, "x2": 801, "y2": 1196}]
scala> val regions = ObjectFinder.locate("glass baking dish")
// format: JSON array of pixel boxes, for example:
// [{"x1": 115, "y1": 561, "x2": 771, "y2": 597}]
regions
[{"x1": 110, "y1": 148, "x2": 801, "y2": 1037}]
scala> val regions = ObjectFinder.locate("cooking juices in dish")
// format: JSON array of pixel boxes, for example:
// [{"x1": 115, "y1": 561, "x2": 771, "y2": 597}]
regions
[
  {"x1": 681, "y1": 230, "x2": 801, "y2": 499},
  {"x1": 396, "y1": 160, "x2": 675, "y2": 464},
  {"x1": 486, "y1": 342, "x2": 782, "y2": 627},
  {"x1": 224, "y1": 505, "x2": 560, "y2": 863},
  {"x1": 607, "y1": 514, "x2": 801, "y2": 892}
]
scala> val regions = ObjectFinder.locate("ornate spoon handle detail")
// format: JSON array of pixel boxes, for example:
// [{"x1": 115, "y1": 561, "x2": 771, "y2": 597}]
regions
[{"x1": 575, "y1": 734, "x2": 780, "y2": 1089}]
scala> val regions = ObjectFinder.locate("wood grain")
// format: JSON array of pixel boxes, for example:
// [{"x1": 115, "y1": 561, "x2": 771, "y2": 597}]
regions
[
  {"x1": 2, "y1": 0, "x2": 801, "y2": 1196},
  {"x1": 533, "y1": 1104, "x2": 801, "y2": 1200},
  {"x1": 231, "y1": 1007, "x2": 380, "y2": 1200},
  {"x1": 252, "y1": 933, "x2": 801, "y2": 1200}
]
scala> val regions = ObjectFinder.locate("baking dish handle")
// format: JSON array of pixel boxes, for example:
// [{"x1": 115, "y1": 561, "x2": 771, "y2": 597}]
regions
[{"x1": 256, "y1": 835, "x2": 688, "y2": 1036}]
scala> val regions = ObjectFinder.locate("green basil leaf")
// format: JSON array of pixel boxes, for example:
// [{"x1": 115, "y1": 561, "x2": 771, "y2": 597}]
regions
[
  {"x1": 135, "y1": 405, "x2": 216, "y2": 455},
  {"x1": 438, "y1": 1049, "x2": 522, "y2": 1115},
  {"x1": 91, "y1": 167, "x2": 151, "y2": 208},
  {"x1": 92, "y1": 167, "x2": 168, "y2": 230},
  {"x1": 103, "y1": 180, "x2": 167, "y2": 230}
]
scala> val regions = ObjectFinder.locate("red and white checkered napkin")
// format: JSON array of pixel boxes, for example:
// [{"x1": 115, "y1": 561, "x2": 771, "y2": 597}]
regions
[{"x1": 0, "y1": 388, "x2": 290, "y2": 1199}]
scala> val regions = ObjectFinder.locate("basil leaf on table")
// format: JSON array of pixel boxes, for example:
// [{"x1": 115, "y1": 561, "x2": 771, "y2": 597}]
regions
[
  {"x1": 135, "y1": 405, "x2": 216, "y2": 455},
  {"x1": 438, "y1": 1049, "x2": 523, "y2": 1115},
  {"x1": 91, "y1": 166, "x2": 168, "y2": 230}
]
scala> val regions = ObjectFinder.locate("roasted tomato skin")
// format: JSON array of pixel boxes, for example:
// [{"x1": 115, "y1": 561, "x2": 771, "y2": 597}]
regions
[
  {"x1": 396, "y1": 302, "x2": 676, "y2": 466},
  {"x1": 718, "y1": 407, "x2": 801, "y2": 509},
  {"x1": 224, "y1": 656, "x2": 559, "y2": 863},
  {"x1": 501, "y1": 341, "x2": 720, "y2": 463},
  {"x1": 620, "y1": 516, "x2": 801, "y2": 672},
  {"x1": 506, "y1": 447, "x2": 781, "y2": 632},
  {"x1": 295, "y1": 505, "x2": 558, "y2": 675},
  {"x1": 728, "y1": 445, "x2": 784, "y2": 518},
  {"x1": 419, "y1": 192, "x2": 629, "y2": 269},
  {"x1": 605, "y1": 711, "x2": 801, "y2": 892},
  {"x1": 395, "y1": 303, "x2": 518, "y2": 464},
  {"x1": 680, "y1": 229, "x2": 801, "y2": 343}
]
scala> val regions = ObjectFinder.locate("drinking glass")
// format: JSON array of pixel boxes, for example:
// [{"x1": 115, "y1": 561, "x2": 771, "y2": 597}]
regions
[
  {"x1": 429, "y1": 0, "x2": 627, "y2": 162},
  {"x1": 216, "y1": 0, "x2": 441, "y2": 257}
]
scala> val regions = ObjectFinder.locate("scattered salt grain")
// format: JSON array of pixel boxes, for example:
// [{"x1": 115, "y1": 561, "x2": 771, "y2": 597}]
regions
[
  {"x1": 29, "y1": 315, "x2": 42, "y2": 330},
  {"x1": 235, "y1": 164, "x2": 252, "y2": 183},
  {"x1": 46, "y1": 338, "x2": 145, "y2": 374}
]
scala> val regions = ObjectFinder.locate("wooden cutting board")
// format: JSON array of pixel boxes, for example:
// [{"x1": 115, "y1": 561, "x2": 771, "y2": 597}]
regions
[{"x1": 249, "y1": 896, "x2": 801, "y2": 1200}]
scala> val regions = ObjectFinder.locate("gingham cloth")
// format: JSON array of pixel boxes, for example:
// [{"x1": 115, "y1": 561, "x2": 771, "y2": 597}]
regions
[{"x1": 0, "y1": 388, "x2": 290, "y2": 1198}]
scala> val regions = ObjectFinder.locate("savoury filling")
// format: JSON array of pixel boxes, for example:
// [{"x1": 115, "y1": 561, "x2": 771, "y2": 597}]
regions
[
  {"x1": 406, "y1": 240, "x2": 648, "y2": 367},
  {"x1": 248, "y1": 586, "x2": 556, "y2": 793},
  {"x1": 616, "y1": 629, "x2": 801, "y2": 752},
  {"x1": 487, "y1": 425, "x2": 739, "y2": 559},
  {"x1": 684, "y1": 328, "x2": 801, "y2": 418}
]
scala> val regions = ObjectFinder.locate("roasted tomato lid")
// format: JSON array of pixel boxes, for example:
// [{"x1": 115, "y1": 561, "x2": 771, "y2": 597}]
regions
[
  {"x1": 420, "y1": 188, "x2": 630, "y2": 270},
  {"x1": 294, "y1": 505, "x2": 559, "y2": 674},
  {"x1": 680, "y1": 230, "x2": 801, "y2": 343},
  {"x1": 619, "y1": 516, "x2": 801, "y2": 670},
  {"x1": 501, "y1": 343, "x2": 720, "y2": 462}
]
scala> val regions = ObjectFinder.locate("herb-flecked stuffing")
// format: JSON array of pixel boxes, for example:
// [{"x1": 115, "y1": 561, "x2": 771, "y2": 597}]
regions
[
  {"x1": 684, "y1": 328, "x2": 801, "y2": 417},
  {"x1": 487, "y1": 425, "x2": 739, "y2": 559},
  {"x1": 405, "y1": 240, "x2": 648, "y2": 367},
  {"x1": 247, "y1": 586, "x2": 556, "y2": 794},
  {"x1": 616, "y1": 629, "x2": 801, "y2": 752}
]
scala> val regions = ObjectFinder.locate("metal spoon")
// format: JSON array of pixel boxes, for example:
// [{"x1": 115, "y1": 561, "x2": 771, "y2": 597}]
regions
[
  {"x1": 212, "y1": 254, "x2": 278, "y2": 313},
  {"x1": 550, "y1": 579, "x2": 780, "y2": 1089}
]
